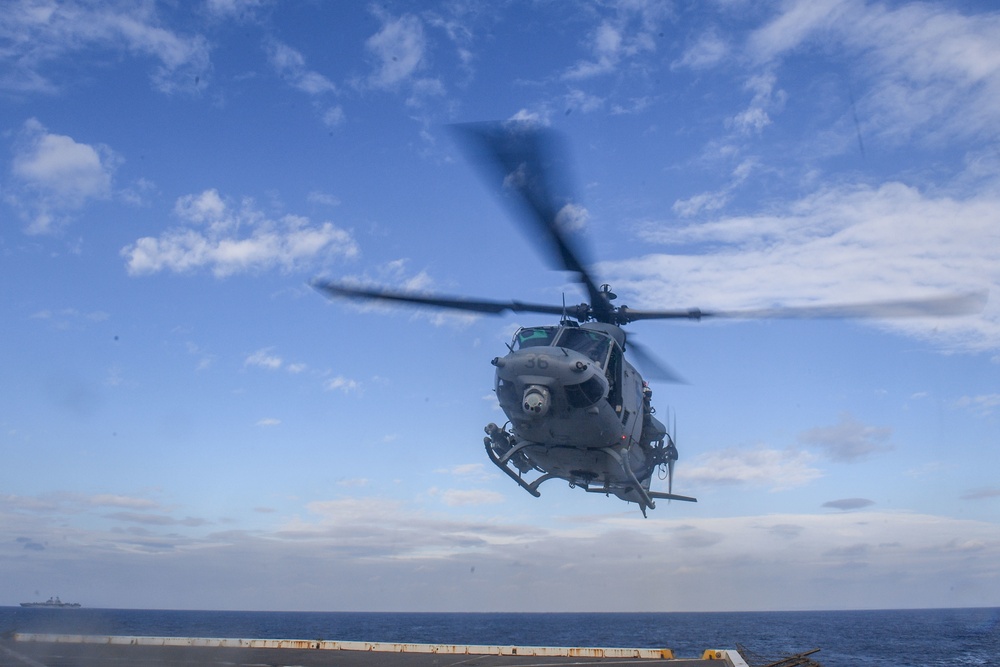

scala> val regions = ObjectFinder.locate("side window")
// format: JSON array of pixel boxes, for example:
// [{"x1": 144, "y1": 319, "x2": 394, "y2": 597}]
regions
[
  {"x1": 565, "y1": 376, "x2": 606, "y2": 408},
  {"x1": 606, "y1": 343, "x2": 623, "y2": 411}
]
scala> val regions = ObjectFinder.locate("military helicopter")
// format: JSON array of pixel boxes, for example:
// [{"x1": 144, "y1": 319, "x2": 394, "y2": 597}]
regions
[{"x1": 314, "y1": 121, "x2": 984, "y2": 516}]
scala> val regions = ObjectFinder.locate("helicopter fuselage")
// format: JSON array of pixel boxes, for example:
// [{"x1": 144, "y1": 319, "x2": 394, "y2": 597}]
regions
[{"x1": 483, "y1": 321, "x2": 691, "y2": 514}]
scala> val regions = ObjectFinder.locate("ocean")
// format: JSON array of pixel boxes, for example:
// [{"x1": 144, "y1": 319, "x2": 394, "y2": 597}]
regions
[{"x1": 1, "y1": 607, "x2": 998, "y2": 666}]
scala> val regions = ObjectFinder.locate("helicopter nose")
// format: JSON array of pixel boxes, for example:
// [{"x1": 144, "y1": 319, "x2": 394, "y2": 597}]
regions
[{"x1": 522, "y1": 385, "x2": 550, "y2": 416}]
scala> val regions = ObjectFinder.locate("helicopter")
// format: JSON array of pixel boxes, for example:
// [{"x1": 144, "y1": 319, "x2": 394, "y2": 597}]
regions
[{"x1": 313, "y1": 121, "x2": 985, "y2": 516}]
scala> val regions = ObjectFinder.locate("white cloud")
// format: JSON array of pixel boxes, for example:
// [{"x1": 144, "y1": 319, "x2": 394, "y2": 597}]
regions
[
  {"x1": 365, "y1": 11, "x2": 426, "y2": 89},
  {"x1": 175, "y1": 189, "x2": 226, "y2": 224},
  {"x1": 324, "y1": 376, "x2": 360, "y2": 393},
  {"x1": 555, "y1": 202, "x2": 589, "y2": 232},
  {"x1": 245, "y1": 348, "x2": 282, "y2": 370},
  {"x1": 8, "y1": 119, "x2": 118, "y2": 234},
  {"x1": 121, "y1": 189, "x2": 359, "y2": 276},
  {"x1": 244, "y1": 349, "x2": 308, "y2": 376}
]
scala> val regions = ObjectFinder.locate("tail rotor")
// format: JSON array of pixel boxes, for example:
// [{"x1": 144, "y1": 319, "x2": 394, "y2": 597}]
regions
[{"x1": 666, "y1": 412, "x2": 679, "y2": 497}]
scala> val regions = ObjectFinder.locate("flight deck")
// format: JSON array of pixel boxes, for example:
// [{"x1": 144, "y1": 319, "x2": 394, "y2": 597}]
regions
[{"x1": 2, "y1": 633, "x2": 750, "y2": 666}]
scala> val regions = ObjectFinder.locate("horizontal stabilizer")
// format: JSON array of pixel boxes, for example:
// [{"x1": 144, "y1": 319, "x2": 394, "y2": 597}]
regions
[{"x1": 648, "y1": 491, "x2": 698, "y2": 503}]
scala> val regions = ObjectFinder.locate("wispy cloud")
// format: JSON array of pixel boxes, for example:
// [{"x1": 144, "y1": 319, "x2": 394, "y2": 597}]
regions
[
  {"x1": 684, "y1": 445, "x2": 821, "y2": 491},
  {"x1": 29, "y1": 308, "x2": 110, "y2": 331},
  {"x1": 747, "y1": 0, "x2": 1000, "y2": 143},
  {"x1": 622, "y1": 182, "x2": 1000, "y2": 353},
  {"x1": 4, "y1": 494, "x2": 999, "y2": 610},
  {"x1": 324, "y1": 375, "x2": 361, "y2": 393},
  {"x1": 1, "y1": 491, "x2": 162, "y2": 515},
  {"x1": 563, "y1": 3, "x2": 668, "y2": 81},
  {"x1": 672, "y1": 29, "x2": 729, "y2": 71},
  {"x1": 0, "y1": 0, "x2": 210, "y2": 95},
  {"x1": 434, "y1": 489, "x2": 505, "y2": 507},
  {"x1": 266, "y1": 38, "x2": 337, "y2": 95},
  {"x1": 954, "y1": 393, "x2": 1000, "y2": 417}
]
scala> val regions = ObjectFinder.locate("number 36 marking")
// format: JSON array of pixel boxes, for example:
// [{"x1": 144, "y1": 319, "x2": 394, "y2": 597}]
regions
[{"x1": 524, "y1": 355, "x2": 549, "y2": 369}]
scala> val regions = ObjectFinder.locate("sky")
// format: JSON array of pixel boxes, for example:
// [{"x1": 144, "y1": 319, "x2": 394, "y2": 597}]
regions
[{"x1": 1, "y1": 0, "x2": 998, "y2": 614}]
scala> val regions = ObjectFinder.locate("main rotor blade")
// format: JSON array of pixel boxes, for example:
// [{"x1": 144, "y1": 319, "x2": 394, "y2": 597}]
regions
[
  {"x1": 625, "y1": 336, "x2": 688, "y2": 384},
  {"x1": 312, "y1": 280, "x2": 584, "y2": 319},
  {"x1": 451, "y1": 121, "x2": 611, "y2": 321},
  {"x1": 620, "y1": 291, "x2": 987, "y2": 322}
]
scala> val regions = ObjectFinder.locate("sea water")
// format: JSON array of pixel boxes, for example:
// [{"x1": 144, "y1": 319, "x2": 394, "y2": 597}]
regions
[{"x1": 2, "y1": 607, "x2": 998, "y2": 666}]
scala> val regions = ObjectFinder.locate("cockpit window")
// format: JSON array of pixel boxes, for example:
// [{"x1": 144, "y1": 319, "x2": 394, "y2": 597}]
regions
[
  {"x1": 514, "y1": 326, "x2": 558, "y2": 349},
  {"x1": 555, "y1": 328, "x2": 611, "y2": 367}
]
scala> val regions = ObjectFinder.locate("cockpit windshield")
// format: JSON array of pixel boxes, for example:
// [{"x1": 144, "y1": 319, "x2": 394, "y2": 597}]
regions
[
  {"x1": 514, "y1": 326, "x2": 558, "y2": 349},
  {"x1": 554, "y1": 327, "x2": 612, "y2": 367}
]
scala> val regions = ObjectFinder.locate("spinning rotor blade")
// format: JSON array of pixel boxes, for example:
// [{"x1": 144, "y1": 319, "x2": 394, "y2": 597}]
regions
[
  {"x1": 452, "y1": 122, "x2": 612, "y2": 322},
  {"x1": 624, "y1": 336, "x2": 687, "y2": 384},
  {"x1": 312, "y1": 280, "x2": 586, "y2": 320},
  {"x1": 620, "y1": 291, "x2": 987, "y2": 323}
]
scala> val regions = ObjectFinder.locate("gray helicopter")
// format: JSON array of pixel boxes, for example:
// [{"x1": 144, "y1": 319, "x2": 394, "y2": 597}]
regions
[{"x1": 314, "y1": 122, "x2": 984, "y2": 516}]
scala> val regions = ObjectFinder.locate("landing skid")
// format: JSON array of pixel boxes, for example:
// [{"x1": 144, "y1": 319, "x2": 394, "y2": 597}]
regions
[
  {"x1": 483, "y1": 435, "x2": 547, "y2": 497},
  {"x1": 484, "y1": 423, "x2": 696, "y2": 515}
]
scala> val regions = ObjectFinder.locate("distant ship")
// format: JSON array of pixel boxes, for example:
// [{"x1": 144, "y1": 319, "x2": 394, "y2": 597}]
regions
[{"x1": 20, "y1": 597, "x2": 81, "y2": 608}]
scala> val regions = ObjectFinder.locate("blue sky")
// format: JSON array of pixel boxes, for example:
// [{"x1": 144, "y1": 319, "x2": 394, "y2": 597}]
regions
[{"x1": 1, "y1": 0, "x2": 998, "y2": 613}]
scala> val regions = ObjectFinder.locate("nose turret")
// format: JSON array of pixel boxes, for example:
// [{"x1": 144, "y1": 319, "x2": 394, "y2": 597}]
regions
[{"x1": 522, "y1": 385, "x2": 550, "y2": 416}]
